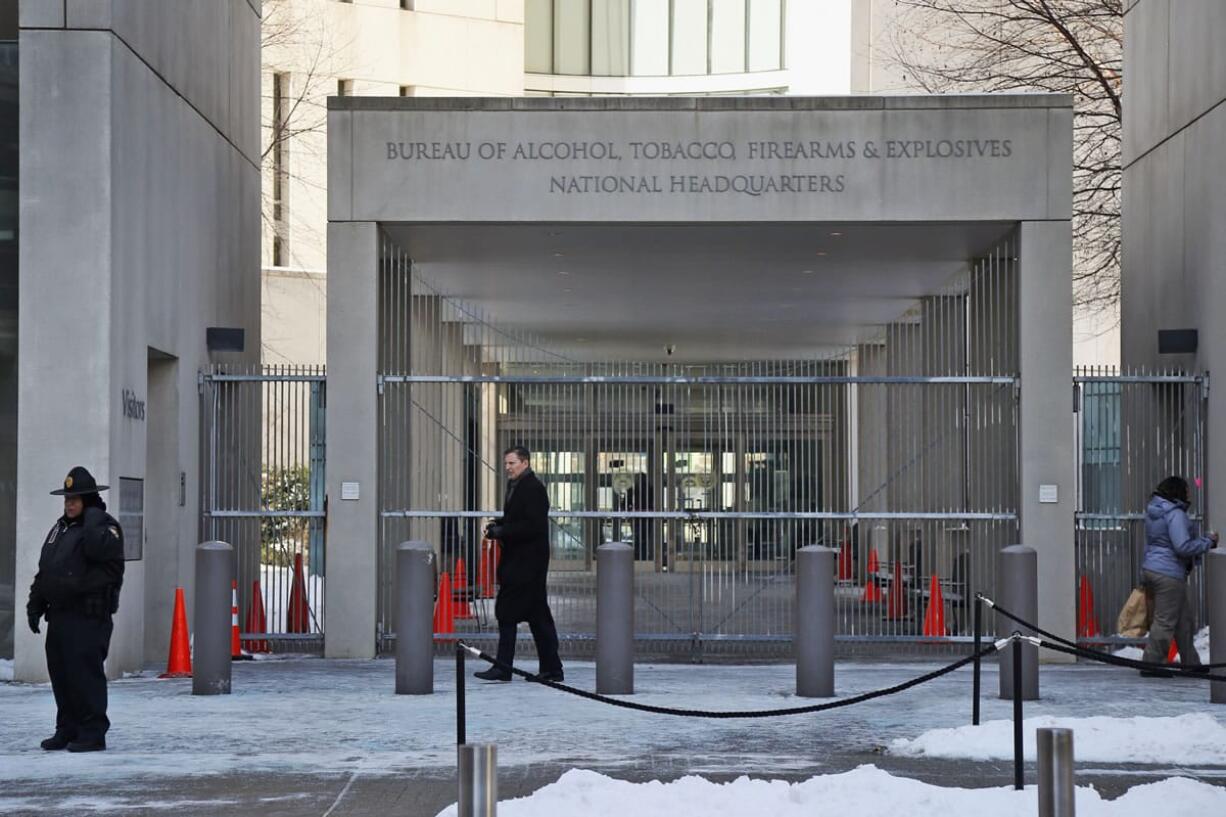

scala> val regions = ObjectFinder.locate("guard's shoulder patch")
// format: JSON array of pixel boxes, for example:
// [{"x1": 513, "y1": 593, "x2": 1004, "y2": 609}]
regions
[{"x1": 108, "y1": 526, "x2": 120, "y2": 538}]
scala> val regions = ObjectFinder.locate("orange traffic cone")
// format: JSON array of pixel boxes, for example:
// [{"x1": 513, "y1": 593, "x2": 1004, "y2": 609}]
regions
[
  {"x1": 837, "y1": 540, "x2": 854, "y2": 582},
  {"x1": 453, "y1": 558, "x2": 474, "y2": 620},
  {"x1": 1167, "y1": 640, "x2": 1179, "y2": 663},
  {"x1": 861, "y1": 549, "x2": 884, "y2": 603},
  {"x1": 433, "y1": 571, "x2": 455, "y2": 638},
  {"x1": 885, "y1": 560, "x2": 909, "y2": 620},
  {"x1": 1077, "y1": 576, "x2": 1100, "y2": 638},
  {"x1": 922, "y1": 575, "x2": 946, "y2": 636},
  {"x1": 286, "y1": 552, "x2": 310, "y2": 633},
  {"x1": 231, "y1": 580, "x2": 253, "y2": 661},
  {"x1": 159, "y1": 587, "x2": 192, "y2": 679},
  {"x1": 476, "y1": 538, "x2": 498, "y2": 598},
  {"x1": 243, "y1": 579, "x2": 269, "y2": 653}
]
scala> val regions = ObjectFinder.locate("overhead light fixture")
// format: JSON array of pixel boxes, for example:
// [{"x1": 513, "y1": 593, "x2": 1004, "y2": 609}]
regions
[
  {"x1": 801, "y1": 269, "x2": 814, "y2": 275},
  {"x1": 557, "y1": 270, "x2": 571, "y2": 276},
  {"x1": 815, "y1": 251, "x2": 827, "y2": 257},
  {"x1": 553, "y1": 252, "x2": 565, "y2": 257},
  {"x1": 829, "y1": 231, "x2": 842, "y2": 237}
]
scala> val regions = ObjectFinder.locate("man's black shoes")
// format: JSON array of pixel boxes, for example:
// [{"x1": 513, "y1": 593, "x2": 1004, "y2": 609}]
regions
[
  {"x1": 474, "y1": 667, "x2": 512, "y2": 682},
  {"x1": 1139, "y1": 668, "x2": 1175, "y2": 678},
  {"x1": 40, "y1": 734, "x2": 71, "y2": 751},
  {"x1": 535, "y1": 671, "x2": 564, "y2": 683}
]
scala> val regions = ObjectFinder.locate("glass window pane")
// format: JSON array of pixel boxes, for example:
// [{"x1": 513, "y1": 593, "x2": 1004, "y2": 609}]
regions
[
  {"x1": 670, "y1": 0, "x2": 708, "y2": 75},
  {"x1": 631, "y1": 0, "x2": 669, "y2": 76},
  {"x1": 747, "y1": 0, "x2": 781, "y2": 72},
  {"x1": 525, "y1": 0, "x2": 554, "y2": 74},
  {"x1": 710, "y1": 0, "x2": 746, "y2": 74},
  {"x1": 592, "y1": 0, "x2": 630, "y2": 76},
  {"x1": 554, "y1": 0, "x2": 591, "y2": 76}
]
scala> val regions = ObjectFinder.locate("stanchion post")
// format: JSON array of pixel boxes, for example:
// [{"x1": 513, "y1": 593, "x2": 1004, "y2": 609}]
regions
[
  {"x1": 1012, "y1": 635, "x2": 1024, "y2": 791},
  {"x1": 396, "y1": 541, "x2": 436, "y2": 695},
  {"x1": 1208, "y1": 551, "x2": 1226, "y2": 705},
  {"x1": 973, "y1": 594, "x2": 982, "y2": 726},
  {"x1": 1037, "y1": 727, "x2": 1075, "y2": 817},
  {"x1": 456, "y1": 644, "x2": 466, "y2": 746},
  {"x1": 997, "y1": 545, "x2": 1039, "y2": 701},
  {"x1": 457, "y1": 743, "x2": 497, "y2": 817},
  {"x1": 796, "y1": 546, "x2": 836, "y2": 698},
  {"x1": 193, "y1": 540, "x2": 233, "y2": 696},
  {"x1": 597, "y1": 542, "x2": 634, "y2": 695}
]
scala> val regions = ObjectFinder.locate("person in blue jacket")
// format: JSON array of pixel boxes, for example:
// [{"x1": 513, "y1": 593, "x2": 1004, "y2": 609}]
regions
[{"x1": 1139, "y1": 476, "x2": 1217, "y2": 676}]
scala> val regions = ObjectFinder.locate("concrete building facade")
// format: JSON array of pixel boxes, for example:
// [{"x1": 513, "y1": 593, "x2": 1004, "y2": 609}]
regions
[
  {"x1": 1121, "y1": 0, "x2": 1225, "y2": 533},
  {"x1": 326, "y1": 94, "x2": 1076, "y2": 659},
  {"x1": 7, "y1": 1, "x2": 261, "y2": 681}
]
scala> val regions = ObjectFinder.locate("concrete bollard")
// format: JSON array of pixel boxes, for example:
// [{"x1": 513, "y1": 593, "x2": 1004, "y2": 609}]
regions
[
  {"x1": 1037, "y1": 727, "x2": 1075, "y2": 816},
  {"x1": 396, "y1": 541, "x2": 436, "y2": 695},
  {"x1": 1208, "y1": 551, "x2": 1226, "y2": 705},
  {"x1": 597, "y1": 542, "x2": 634, "y2": 695},
  {"x1": 458, "y1": 743, "x2": 497, "y2": 817},
  {"x1": 796, "y1": 546, "x2": 836, "y2": 698},
  {"x1": 193, "y1": 540, "x2": 233, "y2": 696},
  {"x1": 997, "y1": 545, "x2": 1039, "y2": 701}
]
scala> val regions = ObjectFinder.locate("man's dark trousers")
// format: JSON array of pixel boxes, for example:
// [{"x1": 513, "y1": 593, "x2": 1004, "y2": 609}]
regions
[
  {"x1": 45, "y1": 610, "x2": 113, "y2": 742},
  {"x1": 494, "y1": 598, "x2": 563, "y2": 676}
]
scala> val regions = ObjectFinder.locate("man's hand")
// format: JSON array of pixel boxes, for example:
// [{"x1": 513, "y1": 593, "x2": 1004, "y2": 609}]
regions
[
  {"x1": 28, "y1": 612, "x2": 41, "y2": 634},
  {"x1": 486, "y1": 525, "x2": 504, "y2": 540}
]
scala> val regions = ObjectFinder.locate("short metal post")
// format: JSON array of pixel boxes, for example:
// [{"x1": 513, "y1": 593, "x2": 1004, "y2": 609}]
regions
[
  {"x1": 456, "y1": 645, "x2": 466, "y2": 746},
  {"x1": 457, "y1": 743, "x2": 497, "y2": 817},
  {"x1": 1012, "y1": 635, "x2": 1024, "y2": 791},
  {"x1": 796, "y1": 546, "x2": 836, "y2": 697},
  {"x1": 396, "y1": 541, "x2": 435, "y2": 695},
  {"x1": 973, "y1": 594, "x2": 982, "y2": 726},
  {"x1": 1037, "y1": 728, "x2": 1075, "y2": 816},
  {"x1": 1207, "y1": 551, "x2": 1226, "y2": 704},
  {"x1": 597, "y1": 542, "x2": 634, "y2": 695},
  {"x1": 997, "y1": 545, "x2": 1039, "y2": 701},
  {"x1": 193, "y1": 540, "x2": 233, "y2": 696}
]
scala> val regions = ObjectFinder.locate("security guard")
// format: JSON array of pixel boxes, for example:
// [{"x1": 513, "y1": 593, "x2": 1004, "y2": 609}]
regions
[{"x1": 26, "y1": 466, "x2": 125, "y2": 752}]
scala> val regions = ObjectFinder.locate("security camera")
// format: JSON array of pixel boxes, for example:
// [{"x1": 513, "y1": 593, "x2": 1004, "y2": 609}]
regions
[{"x1": 664, "y1": 344, "x2": 676, "y2": 356}]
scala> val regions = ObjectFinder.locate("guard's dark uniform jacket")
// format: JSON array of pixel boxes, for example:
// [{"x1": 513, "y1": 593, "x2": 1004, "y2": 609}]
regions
[{"x1": 27, "y1": 505, "x2": 124, "y2": 745}]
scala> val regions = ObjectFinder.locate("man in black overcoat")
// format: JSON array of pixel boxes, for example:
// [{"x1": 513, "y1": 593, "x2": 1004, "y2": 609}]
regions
[{"x1": 476, "y1": 446, "x2": 564, "y2": 682}]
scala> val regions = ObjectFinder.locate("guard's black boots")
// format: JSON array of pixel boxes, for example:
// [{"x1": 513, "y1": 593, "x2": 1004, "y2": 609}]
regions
[
  {"x1": 66, "y1": 739, "x2": 106, "y2": 753},
  {"x1": 40, "y1": 734, "x2": 72, "y2": 751}
]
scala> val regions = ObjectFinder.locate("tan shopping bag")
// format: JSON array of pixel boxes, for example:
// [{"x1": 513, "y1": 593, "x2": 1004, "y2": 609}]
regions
[{"x1": 1116, "y1": 586, "x2": 1153, "y2": 637}]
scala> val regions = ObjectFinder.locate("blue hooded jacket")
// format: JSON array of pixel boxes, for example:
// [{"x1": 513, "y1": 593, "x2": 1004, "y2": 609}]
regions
[{"x1": 1142, "y1": 495, "x2": 1214, "y2": 580}]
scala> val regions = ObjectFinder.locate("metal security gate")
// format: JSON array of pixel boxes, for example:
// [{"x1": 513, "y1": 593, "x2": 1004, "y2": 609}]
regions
[
  {"x1": 1074, "y1": 368, "x2": 1209, "y2": 645},
  {"x1": 200, "y1": 365, "x2": 327, "y2": 649},
  {"x1": 374, "y1": 231, "x2": 1021, "y2": 658}
]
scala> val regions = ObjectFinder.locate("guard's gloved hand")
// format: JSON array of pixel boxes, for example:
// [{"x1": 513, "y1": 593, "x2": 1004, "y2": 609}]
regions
[
  {"x1": 486, "y1": 525, "x2": 504, "y2": 540},
  {"x1": 28, "y1": 612, "x2": 41, "y2": 634}
]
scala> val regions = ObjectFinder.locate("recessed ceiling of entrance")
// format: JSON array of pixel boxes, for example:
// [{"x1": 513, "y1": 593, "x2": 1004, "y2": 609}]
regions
[{"x1": 383, "y1": 222, "x2": 1015, "y2": 363}]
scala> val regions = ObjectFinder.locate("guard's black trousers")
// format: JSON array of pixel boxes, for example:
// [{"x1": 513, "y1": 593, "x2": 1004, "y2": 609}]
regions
[
  {"x1": 45, "y1": 610, "x2": 113, "y2": 743},
  {"x1": 494, "y1": 599, "x2": 563, "y2": 676}
]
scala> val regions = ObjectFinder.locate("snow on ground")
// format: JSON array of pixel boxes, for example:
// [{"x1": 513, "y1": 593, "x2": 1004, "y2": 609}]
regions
[
  {"x1": 890, "y1": 713, "x2": 1226, "y2": 764},
  {"x1": 1113, "y1": 627, "x2": 1210, "y2": 663},
  {"x1": 433, "y1": 766, "x2": 1226, "y2": 817},
  {"x1": 257, "y1": 563, "x2": 324, "y2": 634},
  {"x1": 0, "y1": 658, "x2": 12, "y2": 682}
]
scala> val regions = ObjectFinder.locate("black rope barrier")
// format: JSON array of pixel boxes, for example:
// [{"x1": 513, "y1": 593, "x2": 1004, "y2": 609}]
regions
[
  {"x1": 981, "y1": 594, "x2": 1226, "y2": 674},
  {"x1": 456, "y1": 640, "x2": 1002, "y2": 719}
]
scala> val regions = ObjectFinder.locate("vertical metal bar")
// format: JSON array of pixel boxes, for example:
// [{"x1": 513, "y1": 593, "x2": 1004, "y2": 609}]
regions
[
  {"x1": 973, "y1": 595, "x2": 982, "y2": 725},
  {"x1": 456, "y1": 644, "x2": 466, "y2": 745},
  {"x1": 1012, "y1": 634, "x2": 1024, "y2": 791}
]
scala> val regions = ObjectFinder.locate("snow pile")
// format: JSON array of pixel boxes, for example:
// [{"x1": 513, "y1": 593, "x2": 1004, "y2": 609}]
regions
[
  {"x1": 434, "y1": 766, "x2": 1226, "y2": 817},
  {"x1": 889, "y1": 713, "x2": 1226, "y2": 764},
  {"x1": 1113, "y1": 626, "x2": 1210, "y2": 663},
  {"x1": 0, "y1": 659, "x2": 12, "y2": 683},
  {"x1": 258, "y1": 563, "x2": 324, "y2": 634}
]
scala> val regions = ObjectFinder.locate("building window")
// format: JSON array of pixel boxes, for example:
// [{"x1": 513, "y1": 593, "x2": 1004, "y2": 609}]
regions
[
  {"x1": 671, "y1": 0, "x2": 709, "y2": 75},
  {"x1": 710, "y1": 0, "x2": 747, "y2": 74},
  {"x1": 591, "y1": 0, "x2": 630, "y2": 77},
  {"x1": 747, "y1": 0, "x2": 782, "y2": 72},
  {"x1": 399, "y1": 85, "x2": 413, "y2": 97},
  {"x1": 631, "y1": 0, "x2": 669, "y2": 76},
  {"x1": 272, "y1": 72, "x2": 290, "y2": 268},
  {"x1": 554, "y1": 1, "x2": 591, "y2": 75},
  {"x1": 337, "y1": 79, "x2": 353, "y2": 97},
  {"x1": 526, "y1": 0, "x2": 554, "y2": 73}
]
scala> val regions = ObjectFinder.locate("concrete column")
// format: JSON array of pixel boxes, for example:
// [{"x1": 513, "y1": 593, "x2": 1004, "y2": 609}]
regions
[
  {"x1": 1207, "y1": 550, "x2": 1226, "y2": 704},
  {"x1": 1017, "y1": 220, "x2": 1076, "y2": 654},
  {"x1": 325, "y1": 221, "x2": 380, "y2": 658}
]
